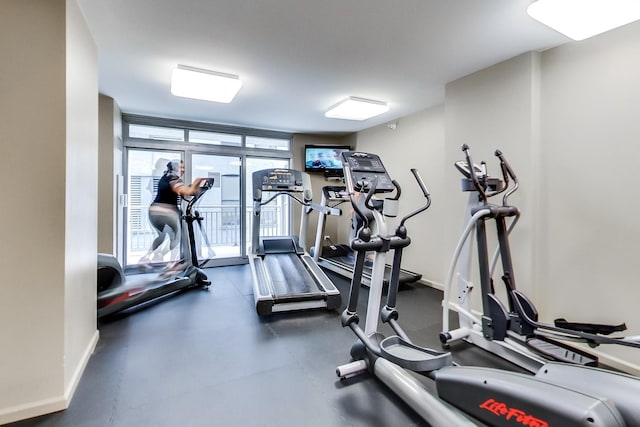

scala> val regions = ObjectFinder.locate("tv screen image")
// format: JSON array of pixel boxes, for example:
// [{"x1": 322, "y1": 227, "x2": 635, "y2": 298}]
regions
[{"x1": 305, "y1": 146, "x2": 350, "y2": 172}]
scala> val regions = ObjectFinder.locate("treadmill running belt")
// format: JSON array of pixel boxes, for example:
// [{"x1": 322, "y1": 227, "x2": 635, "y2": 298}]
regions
[
  {"x1": 264, "y1": 253, "x2": 321, "y2": 297},
  {"x1": 321, "y1": 255, "x2": 422, "y2": 284}
]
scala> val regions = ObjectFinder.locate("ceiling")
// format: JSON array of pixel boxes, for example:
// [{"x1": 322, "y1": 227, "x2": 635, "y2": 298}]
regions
[{"x1": 77, "y1": 0, "x2": 569, "y2": 135}]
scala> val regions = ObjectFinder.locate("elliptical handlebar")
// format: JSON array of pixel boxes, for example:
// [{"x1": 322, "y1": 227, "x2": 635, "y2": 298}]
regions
[
  {"x1": 390, "y1": 179, "x2": 402, "y2": 201},
  {"x1": 364, "y1": 176, "x2": 379, "y2": 211},
  {"x1": 349, "y1": 168, "x2": 431, "y2": 229},
  {"x1": 411, "y1": 168, "x2": 430, "y2": 198},
  {"x1": 362, "y1": 177, "x2": 402, "y2": 210},
  {"x1": 348, "y1": 193, "x2": 370, "y2": 232},
  {"x1": 185, "y1": 177, "x2": 215, "y2": 216},
  {"x1": 494, "y1": 149, "x2": 519, "y2": 206},
  {"x1": 400, "y1": 169, "x2": 432, "y2": 227},
  {"x1": 347, "y1": 172, "x2": 401, "y2": 226},
  {"x1": 460, "y1": 145, "x2": 522, "y2": 205},
  {"x1": 461, "y1": 144, "x2": 487, "y2": 203},
  {"x1": 342, "y1": 166, "x2": 371, "y2": 231}
]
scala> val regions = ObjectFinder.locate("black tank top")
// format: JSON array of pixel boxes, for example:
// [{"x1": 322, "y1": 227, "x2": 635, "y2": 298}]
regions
[{"x1": 153, "y1": 174, "x2": 182, "y2": 206}]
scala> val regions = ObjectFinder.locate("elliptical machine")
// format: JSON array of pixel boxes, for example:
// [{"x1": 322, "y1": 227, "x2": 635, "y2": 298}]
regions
[
  {"x1": 97, "y1": 177, "x2": 215, "y2": 319},
  {"x1": 440, "y1": 145, "x2": 640, "y2": 371},
  {"x1": 336, "y1": 151, "x2": 640, "y2": 427}
]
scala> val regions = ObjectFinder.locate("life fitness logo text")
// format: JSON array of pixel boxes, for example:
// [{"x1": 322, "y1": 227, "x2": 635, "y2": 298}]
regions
[{"x1": 479, "y1": 398, "x2": 549, "y2": 427}]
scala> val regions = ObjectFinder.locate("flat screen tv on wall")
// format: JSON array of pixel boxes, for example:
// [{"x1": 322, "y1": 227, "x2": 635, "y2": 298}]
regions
[{"x1": 304, "y1": 145, "x2": 350, "y2": 176}]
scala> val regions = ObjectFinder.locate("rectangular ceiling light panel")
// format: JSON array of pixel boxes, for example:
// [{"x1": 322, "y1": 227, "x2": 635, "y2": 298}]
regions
[
  {"x1": 171, "y1": 65, "x2": 242, "y2": 103},
  {"x1": 325, "y1": 97, "x2": 390, "y2": 121},
  {"x1": 527, "y1": 0, "x2": 640, "y2": 41}
]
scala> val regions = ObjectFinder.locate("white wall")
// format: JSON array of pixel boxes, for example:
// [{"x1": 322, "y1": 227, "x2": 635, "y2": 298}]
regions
[
  {"x1": 0, "y1": 3, "x2": 66, "y2": 420},
  {"x1": 98, "y1": 95, "x2": 123, "y2": 259},
  {"x1": 353, "y1": 108, "x2": 446, "y2": 285},
  {"x1": 539, "y1": 22, "x2": 640, "y2": 368},
  {"x1": 64, "y1": 0, "x2": 100, "y2": 401},
  {"x1": 0, "y1": 1, "x2": 99, "y2": 423}
]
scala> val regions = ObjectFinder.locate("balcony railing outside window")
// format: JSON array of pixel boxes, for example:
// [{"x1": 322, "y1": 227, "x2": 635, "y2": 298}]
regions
[{"x1": 128, "y1": 204, "x2": 283, "y2": 261}]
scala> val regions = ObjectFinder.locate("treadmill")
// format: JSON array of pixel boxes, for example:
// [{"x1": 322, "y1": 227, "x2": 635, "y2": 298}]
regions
[
  {"x1": 248, "y1": 168, "x2": 342, "y2": 315},
  {"x1": 311, "y1": 185, "x2": 422, "y2": 286}
]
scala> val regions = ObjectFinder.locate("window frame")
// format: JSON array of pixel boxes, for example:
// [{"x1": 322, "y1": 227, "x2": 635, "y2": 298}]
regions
[{"x1": 121, "y1": 114, "x2": 293, "y2": 268}]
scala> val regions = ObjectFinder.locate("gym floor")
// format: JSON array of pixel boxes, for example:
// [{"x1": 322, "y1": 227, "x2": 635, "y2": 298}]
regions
[{"x1": 10, "y1": 265, "x2": 522, "y2": 427}]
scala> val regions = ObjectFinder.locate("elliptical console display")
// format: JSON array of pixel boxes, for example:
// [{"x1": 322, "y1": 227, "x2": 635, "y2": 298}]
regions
[{"x1": 341, "y1": 152, "x2": 395, "y2": 193}]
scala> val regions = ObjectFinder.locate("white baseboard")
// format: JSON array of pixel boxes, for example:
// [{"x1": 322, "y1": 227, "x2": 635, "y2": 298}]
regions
[
  {"x1": 0, "y1": 395, "x2": 67, "y2": 426},
  {"x1": 65, "y1": 330, "x2": 100, "y2": 402},
  {"x1": 419, "y1": 278, "x2": 444, "y2": 292},
  {"x1": 0, "y1": 330, "x2": 99, "y2": 425},
  {"x1": 586, "y1": 349, "x2": 640, "y2": 376}
]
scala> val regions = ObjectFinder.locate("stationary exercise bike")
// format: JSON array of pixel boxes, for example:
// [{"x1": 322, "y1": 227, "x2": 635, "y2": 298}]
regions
[
  {"x1": 97, "y1": 177, "x2": 215, "y2": 319},
  {"x1": 336, "y1": 151, "x2": 640, "y2": 426}
]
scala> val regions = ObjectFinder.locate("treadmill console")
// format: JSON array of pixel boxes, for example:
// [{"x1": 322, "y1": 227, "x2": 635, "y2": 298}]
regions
[
  {"x1": 341, "y1": 152, "x2": 395, "y2": 192},
  {"x1": 253, "y1": 169, "x2": 305, "y2": 193}
]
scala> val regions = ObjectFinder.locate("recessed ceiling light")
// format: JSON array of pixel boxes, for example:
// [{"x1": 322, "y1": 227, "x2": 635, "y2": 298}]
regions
[
  {"x1": 325, "y1": 97, "x2": 390, "y2": 121},
  {"x1": 170, "y1": 65, "x2": 242, "y2": 103},
  {"x1": 527, "y1": 0, "x2": 640, "y2": 41}
]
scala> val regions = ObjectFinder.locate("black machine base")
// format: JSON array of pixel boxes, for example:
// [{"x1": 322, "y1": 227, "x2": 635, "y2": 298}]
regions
[{"x1": 318, "y1": 244, "x2": 422, "y2": 286}]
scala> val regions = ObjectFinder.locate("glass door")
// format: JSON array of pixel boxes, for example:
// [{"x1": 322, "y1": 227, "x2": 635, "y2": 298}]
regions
[
  {"x1": 191, "y1": 153, "x2": 242, "y2": 261},
  {"x1": 125, "y1": 149, "x2": 183, "y2": 267}
]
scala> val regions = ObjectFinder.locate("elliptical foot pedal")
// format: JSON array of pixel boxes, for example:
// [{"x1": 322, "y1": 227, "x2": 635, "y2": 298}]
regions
[
  {"x1": 379, "y1": 336, "x2": 452, "y2": 373},
  {"x1": 526, "y1": 336, "x2": 598, "y2": 366},
  {"x1": 554, "y1": 318, "x2": 627, "y2": 335}
]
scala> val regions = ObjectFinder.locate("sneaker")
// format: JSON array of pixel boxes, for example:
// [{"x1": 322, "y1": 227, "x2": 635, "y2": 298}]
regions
[
  {"x1": 138, "y1": 256, "x2": 153, "y2": 271},
  {"x1": 156, "y1": 270, "x2": 175, "y2": 281},
  {"x1": 157, "y1": 260, "x2": 187, "y2": 280},
  {"x1": 168, "y1": 260, "x2": 187, "y2": 272}
]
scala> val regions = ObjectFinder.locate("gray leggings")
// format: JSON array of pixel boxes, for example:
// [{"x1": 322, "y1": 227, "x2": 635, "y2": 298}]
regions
[{"x1": 148, "y1": 203, "x2": 181, "y2": 256}]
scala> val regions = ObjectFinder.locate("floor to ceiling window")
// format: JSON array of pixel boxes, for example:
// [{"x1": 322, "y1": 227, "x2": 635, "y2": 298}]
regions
[
  {"x1": 125, "y1": 148, "x2": 183, "y2": 266},
  {"x1": 122, "y1": 115, "x2": 292, "y2": 269}
]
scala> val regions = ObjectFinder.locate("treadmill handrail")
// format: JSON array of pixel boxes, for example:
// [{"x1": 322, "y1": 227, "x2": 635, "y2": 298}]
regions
[{"x1": 258, "y1": 191, "x2": 307, "y2": 207}]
